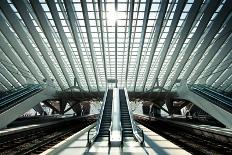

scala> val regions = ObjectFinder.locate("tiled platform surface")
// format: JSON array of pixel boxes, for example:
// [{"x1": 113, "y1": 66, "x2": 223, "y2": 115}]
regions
[{"x1": 43, "y1": 124, "x2": 190, "y2": 155}]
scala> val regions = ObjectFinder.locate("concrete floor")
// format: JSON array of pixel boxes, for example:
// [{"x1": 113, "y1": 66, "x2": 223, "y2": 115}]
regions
[{"x1": 42, "y1": 123, "x2": 190, "y2": 155}]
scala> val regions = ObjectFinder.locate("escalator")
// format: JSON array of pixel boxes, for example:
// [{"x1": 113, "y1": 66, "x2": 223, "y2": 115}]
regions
[
  {"x1": 96, "y1": 89, "x2": 113, "y2": 139},
  {"x1": 0, "y1": 84, "x2": 43, "y2": 114},
  {"x1": 177, "y1": 81, "x2": 232, "y2": 128},
  {"x1": 0, "y1": 84, "x2": 55, "y2": 129},
  {"x1": 194, "y1": 85, "x2": 232, "y2": 104},
  {"x1": 88, "y1": 88, "x2": 143, "y2": 146},
  {"x1": 190, "y1": 84, "x2": 232, "y2": 113},
  {"x1": 119, "y1": 89, "x2": 133, "y2": 138}
]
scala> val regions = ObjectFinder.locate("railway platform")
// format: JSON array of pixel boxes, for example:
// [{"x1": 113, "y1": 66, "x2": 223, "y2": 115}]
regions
[{"x1": 42, "y1": 123, "x2": 190, "y2": 155}]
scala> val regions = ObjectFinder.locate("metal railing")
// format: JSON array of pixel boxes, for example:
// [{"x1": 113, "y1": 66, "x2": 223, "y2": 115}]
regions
[
  {"x1": 124, "y1": 88, "x2": 144, "y2": 145},
  {"x1": 87, "y1": 88, "x2": 109, "y2": 146}
]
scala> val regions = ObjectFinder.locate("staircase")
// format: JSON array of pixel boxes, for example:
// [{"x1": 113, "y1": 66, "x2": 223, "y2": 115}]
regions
[
  {"x1": 119, "y1": 89, "x2": 133, "y2": 138},
  {"x1": 97, "y1": 89, "x2": 113, "y2": 138}
]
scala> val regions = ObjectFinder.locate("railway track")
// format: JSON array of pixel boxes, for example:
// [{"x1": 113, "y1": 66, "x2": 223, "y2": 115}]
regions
[
  {"x1": 0, "y1": 117, "x2": 95, "y2": 155},
  {"x1": 136, "y1": 115, "x2": 232, "y2": 155}
]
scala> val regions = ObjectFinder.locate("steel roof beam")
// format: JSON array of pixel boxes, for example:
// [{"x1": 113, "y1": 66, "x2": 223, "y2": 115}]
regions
[
  {"x1": 0, "y1": 63, "x2": 20, "y2": 88},
  {"x1": 125, "y1": 0, "x2": 135, "y2": 85},
  {"x1": 207, "y1": 52, "x2": 232, "y2": 85},
  {"x1": 0, "y1": 49, "x2": 27, "y2": 85},
  {"x1": 224, "y1": 75, "x2": 232, "y2": 91},
  {"x1": 160, "y1": 0, "x2": 203, "y2": 87},
  {"x1": 81, "y1": 0, "x2": 100, "y2": 92},
  {"x1": 150, "y1": 0, "x2": 186, "y2": 90},
  {"x1": 115, "y1": 0, "x2": 118, "y2": 88},
  {"x1": 97, "y1": 0, "x2": 107, "y2": 85},
  {"x1": 0, "y1": 40, "x2": 32, "y2": 84},
  {"x1": 142, "y1": 0, "x2": 168, "y2": 91},
  {"x1": 189, "y1": 16, "x2": 232, "y2": 84},
  {"x1": 64, "y1": 0, "x2": 91, "y2": 92},
  {"x1": 221, "y1": 73, "x2": 232, "y2": 90},
  {"x1": 0, "y1": 73, "x2": 12, "y2": 89},
  {"x1": 46, "y1": 0, "x2": 83, "y2": 91},
  {"x1": 169, "y1": 0, "x2": 221, "y2": 90},
  {"x1": 213, "y1": 63, "x2": 232, "y2": 88},
  {"x1": 0, "y1": 82, "x2": 7, "y2": 91},
  {"x1": 0, "y1": 15, "x2": 42, "y2": 84},
  {"x1": 133, "y1": 0, "x2": 152, "y2": 91},
  {"x1": 0, "y1": 0, "x2": 53, "y2": 85},
  {"x1": 13, "y1": 0, "x2": 66, "y2": 90},
  {"x1": 198, "y1": 35, "x2": 232, "y2": 84},
  {"x1": 29, "y1": 0, "x2": 73, "y2": 88},
  {"x1": 181, "y1": 0, "x2": 232, "y2": 81}
]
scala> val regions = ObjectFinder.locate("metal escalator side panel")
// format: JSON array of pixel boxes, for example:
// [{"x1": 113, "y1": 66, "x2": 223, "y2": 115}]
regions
[
  {"x1": 110, "y1": 88, "x2": 122, "y2": 145},
  {"x1": 119, "y1": 89, "x2": 133, "y2": 138},
  {"x1": 178, "y1": 81, "x2": 232, "y2": 128},
  {"x1": 190, "y1": 85, "x2": 232, "y2": 113},
  {"x1": 0, "y1": 85, "x2": 44, "y2": 114},
  {"x1": 96, "y1": 89, "x2": 113, "y2": 138}
]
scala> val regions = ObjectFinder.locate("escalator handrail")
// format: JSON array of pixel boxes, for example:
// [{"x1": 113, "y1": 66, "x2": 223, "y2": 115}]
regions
[
  {"x1": 0, "y1": 84, "x2": 35, "y2": 102},
  {"x1": 0, "y1": 85, "x2": 42, "y2": 107},
  {"x1": 0, "y1": 86, "x2": 25, "y2": 101},
  {"x1": 203, "y1": 89, "x2": 232, "y2": 105},
  {"x1": 123, "y1": 88, "x2": 144, "y2": 145},
  {"x1": 87, "y1": 124, "x2": 96, "y2": 146},
  {"x1": 0, "y1": 87, "x2": 43, "y2": 113},
  {"x1": 201, "y1": 86, "x2": 232, "y2": 103},
  {"x1": 95, "y1": 88, "x2": 109, "y2": 135},
  {"x1": 191, "y1": 85, "x2": 232, "y2": 106},
  {"x1": 191, "y1": 86, "x2": 232, "y2": 113},
  {"x1": 135, "y1": 125, "x2": 144, "y2": 145},
  {"x1": 87, "y1": 88, "x2": 109, "y2": 146}
]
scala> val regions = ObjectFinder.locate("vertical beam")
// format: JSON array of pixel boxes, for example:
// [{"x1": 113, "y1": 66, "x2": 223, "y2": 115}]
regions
[
  {"x1": 160, "y1": 0, "x2": 204, "y2": 87},
  {"x1": 150, "y1": 0, "x2": 186, "y2": 90},
  {"x1": 80, "y1": 0, "x2": 100, "y2": 92},
  {"x1": 115, "y1": 0, "x2": 118, "y2": 88},
  {"x1": 142, "y1": 0, "x2": 168, "y2": 91},
  {"x1": 169, "y1": 0, "x2": 221, "y2": 90},
  {"x1": 97, "y1": 0, "x2": 108, "y2": 85},
  {"x1": 181, "y1": 0, "x2": 232, "y2": 81},
  {"x1": 46, "y1": 0, "x2": 84, "y2": 90},
  {"x1": 13, "y1": 0, "x2": 66, "y2": 90},
  {"x1": 64, "y1": 0, "x2": 91, "y2": 91},
  {"x1": 133, "y1": 0, "x2": 152, "y2": 91},
  {"x1": 29, "y1": 0, "x2": 73, "y2": 87},
  {"x1": 125, "y1": 0, "x2": 135, "y2": 86}
]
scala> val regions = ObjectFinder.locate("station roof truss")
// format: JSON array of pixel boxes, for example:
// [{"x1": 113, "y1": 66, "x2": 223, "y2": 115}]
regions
[{"x1": 0, "y1": 0, "x2": 231, "y2": 93}]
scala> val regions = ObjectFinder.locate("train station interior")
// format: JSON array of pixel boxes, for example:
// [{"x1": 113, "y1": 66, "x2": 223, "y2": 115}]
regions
[{"x1": 0, "y1": 0, "x2": 232, "y2": 154}]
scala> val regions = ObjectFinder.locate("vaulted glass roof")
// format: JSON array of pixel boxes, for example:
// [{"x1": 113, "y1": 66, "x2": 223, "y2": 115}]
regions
[{"x1": 0, "y1": 0, "x2": 231, "y2": 92}]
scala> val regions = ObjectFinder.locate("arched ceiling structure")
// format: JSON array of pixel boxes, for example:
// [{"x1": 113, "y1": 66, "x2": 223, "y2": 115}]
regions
[{"x1": 0, "y1": 0, "x2": 231, "y2": 92}]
